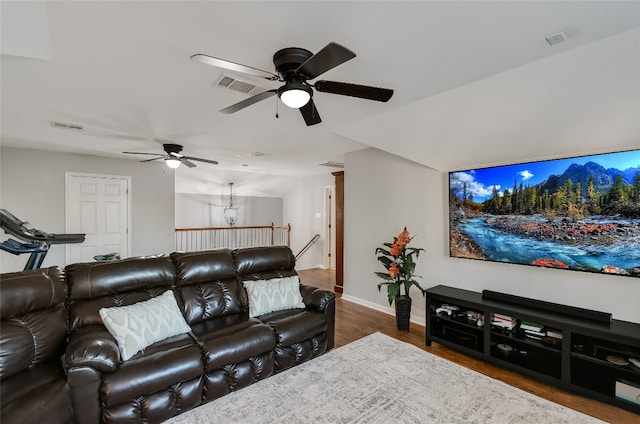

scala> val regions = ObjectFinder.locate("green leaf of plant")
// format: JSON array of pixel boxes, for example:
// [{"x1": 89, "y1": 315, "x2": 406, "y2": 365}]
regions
[
  {"x1": 387, "y1": 284, "x2": 400, "y2": 305},
  {"x1": 375, "y1": 247, "x2": 391, "y2": 256}
]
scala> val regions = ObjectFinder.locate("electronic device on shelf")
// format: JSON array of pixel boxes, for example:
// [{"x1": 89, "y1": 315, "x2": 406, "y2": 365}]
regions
[
  {"x1": 606, "y1": 355, "x2": 629, "y2": 366},
  {"x1": 435, "y1": 304, "x2": 459, "y2": 316}
]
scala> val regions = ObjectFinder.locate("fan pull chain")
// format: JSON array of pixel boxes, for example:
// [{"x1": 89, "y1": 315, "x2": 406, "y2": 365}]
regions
[{"x1": 275, "y1": 96, "x2": 279, "y2": 119}]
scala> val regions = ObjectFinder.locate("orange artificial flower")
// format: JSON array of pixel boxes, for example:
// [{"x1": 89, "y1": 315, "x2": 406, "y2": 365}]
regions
[
  {"x1": 397, "y1": 228, "x2": 410, "y2": 246},
  {"x1": 389, "y1": 242, "x2": 402, "y2": 257},
  {"x1": 389, "y1": 263, "x2": 400, "y2": 278}
]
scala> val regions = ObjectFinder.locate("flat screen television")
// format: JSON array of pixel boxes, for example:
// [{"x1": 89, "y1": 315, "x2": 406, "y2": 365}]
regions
[{"x1": 449, "y1": 149, "x2": 640, "y2": 277}]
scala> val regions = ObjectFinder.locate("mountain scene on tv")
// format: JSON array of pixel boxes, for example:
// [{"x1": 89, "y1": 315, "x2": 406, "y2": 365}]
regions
[{"x1": 449, "y1": 149, "x2": 640, "y2": 277}]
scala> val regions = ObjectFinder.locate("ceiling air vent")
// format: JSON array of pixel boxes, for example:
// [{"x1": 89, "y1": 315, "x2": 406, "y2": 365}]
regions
[
  {"x1": 235, "y1": 151, "x2": 271, "y2": 158},
  {"x1": 49, "y1": 120, "x2": 84, "y2": 132},
  {"x1": 215, "y1": 74, "x2": 269, "y2": 96},
  {"x1": 318, "y1": 161, "x2": 344, "y2": 169},
  {"x1": 545, "y1": 31, "x2": 568, "y2": 46}
]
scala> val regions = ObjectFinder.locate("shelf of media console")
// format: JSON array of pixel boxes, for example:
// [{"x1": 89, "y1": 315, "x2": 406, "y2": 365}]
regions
[
  {"x1": 432, "y1": 312, "x2": 485, "y2": 332},
  {"x1": 571, "y1": 352, "x2": 640, "y2": 377},
  {"x1": 489, "y1": 329, "x2": 563, "y2": 354}
]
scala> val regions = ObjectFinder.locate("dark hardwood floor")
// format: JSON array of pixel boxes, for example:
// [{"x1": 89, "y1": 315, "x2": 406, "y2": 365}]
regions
[{"x1": 297, "y1": 268, "x2": 639, "y2": 424}]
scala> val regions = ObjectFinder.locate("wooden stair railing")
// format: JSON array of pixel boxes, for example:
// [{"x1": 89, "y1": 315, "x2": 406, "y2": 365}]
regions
[{"x1": 295, "y1": 233, "x2": 320, "y2": 260}]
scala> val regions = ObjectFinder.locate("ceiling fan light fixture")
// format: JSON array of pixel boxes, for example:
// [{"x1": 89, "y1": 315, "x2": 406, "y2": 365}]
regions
[
  {"x1": 165, "y1": 158, "x2": 181, "y2": 169},
  {"x1": 278, "y1": 82, "x2": 312, "y2": 109}
]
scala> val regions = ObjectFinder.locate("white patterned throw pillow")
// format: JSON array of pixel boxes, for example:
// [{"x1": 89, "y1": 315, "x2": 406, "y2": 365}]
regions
[
  {"x1": 99, "y1": 290, "x2": 192, "y2": 361},
  {"x1": 243, "y1": 275, "x2": 306, "y2": 318}
]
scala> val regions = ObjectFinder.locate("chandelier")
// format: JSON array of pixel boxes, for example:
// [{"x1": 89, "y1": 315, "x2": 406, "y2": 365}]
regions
[{"x1": 223, "y1": 182, "x2": 240, "y2": 226}]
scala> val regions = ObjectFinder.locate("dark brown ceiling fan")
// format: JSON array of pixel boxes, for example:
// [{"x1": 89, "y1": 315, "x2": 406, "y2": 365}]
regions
[
  {"x1": 190, "y1": 42, "x2": 394, "y2": 126},
  {"x1": 123, "y1": 143, "x2": 218, "y2": 169}
]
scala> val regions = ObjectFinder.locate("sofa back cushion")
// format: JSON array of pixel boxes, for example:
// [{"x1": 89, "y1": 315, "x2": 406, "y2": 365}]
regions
[
  {"x1": 234, "y1": 246, "x2": 297, "y2": 281},
  {"x1": 66, "y1": 256, "x2": 177, "y2": 332},
  {"x1": 234, "y1": 246, "x2": 299, "y2": 313},
  {"x1": 0, "y1": 267, "x2": 67, "y2": 379},
  {"x1": 171, "y1": 249, "x2": 243, "y2": 324}
]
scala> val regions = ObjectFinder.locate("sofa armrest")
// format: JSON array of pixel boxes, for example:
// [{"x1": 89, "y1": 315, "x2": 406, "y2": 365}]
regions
[
  {"x1": 300, "y1": 284, "x2": 335, "y2": 312},
  {"x1": 300, "y1": 284, "x2": 336, "y2": 350},
  {"x1": 63, "y1": 325, "x2": 120, "y2": 373}
]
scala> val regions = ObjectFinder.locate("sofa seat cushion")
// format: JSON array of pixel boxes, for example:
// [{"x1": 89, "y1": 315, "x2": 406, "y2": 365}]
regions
[
  {"x1": 101, "y1": 335, "x2": 203, "y2": 408},
  {"x1": 1, "y1": 361, "x2": 73, "y2": 424},
  {"x1": 190, "y1": 315, "x2": 275, "y2": 370},
  {"x1": 258, "y1": 309, "x2": 327, "y2": 347}
]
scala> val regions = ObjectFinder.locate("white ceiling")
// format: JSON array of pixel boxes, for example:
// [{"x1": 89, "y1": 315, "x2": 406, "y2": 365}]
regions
[{"x1": 1, "y1": 1, "x2": 639, "y2": 197}]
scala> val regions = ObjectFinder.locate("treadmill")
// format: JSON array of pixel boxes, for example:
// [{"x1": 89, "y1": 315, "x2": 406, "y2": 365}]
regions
[{"x1": 0, "y1": 209, "x2": 85, "y2": 270}]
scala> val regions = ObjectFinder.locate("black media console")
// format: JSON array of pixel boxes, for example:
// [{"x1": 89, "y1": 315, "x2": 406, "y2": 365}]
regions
[{"x1": 425, "y1": 285, "x2": 640, "y2": 414}]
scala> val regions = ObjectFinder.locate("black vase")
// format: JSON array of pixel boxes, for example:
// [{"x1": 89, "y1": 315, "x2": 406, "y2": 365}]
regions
[{"x1": 395, "y1": 295, "x2": 412, "y2": 331}]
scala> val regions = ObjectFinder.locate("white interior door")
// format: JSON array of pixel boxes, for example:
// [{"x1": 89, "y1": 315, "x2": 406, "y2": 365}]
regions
[{"x1": 66, "y1": 173, "x2": 130, "y2": 264}]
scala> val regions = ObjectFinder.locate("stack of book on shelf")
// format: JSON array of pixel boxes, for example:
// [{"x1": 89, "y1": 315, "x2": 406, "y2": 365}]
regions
[
  {"x1": 491, "y1": 313, "x2": 518, "y2": 331},
  {"x1": 545, "y1": 328, "x2": 562, "y2": 346},
  {"x1": 520, "y1": 320, "x2": 545, "y2": 340}
]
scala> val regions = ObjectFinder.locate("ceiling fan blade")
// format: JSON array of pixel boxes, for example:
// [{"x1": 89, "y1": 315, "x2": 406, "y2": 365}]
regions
[
  {"x1": 180, "y1": 158, "x2": 197, "y2": 168},
  {"x1": 183, "y1": 156, "x2": 219, "y2": 165},
  {"x1": 296, "y1": 42, "x2": 356, "y2": 80},
  {"x1": 123, "y1": 151, "x2": 164, "y2": 156},
  {"x1": 220, "y1": 89, "x2": 277, "y2": 114},
  {"x1": 140, "y1": 157, "x2": 165, "y2": 163},
  {"x1": 299, "y1": 99, "x2": 322, "y2": 126},
  {"x1": 314, "y1": 80, "x2": 394, "y2": 102},
  {"x1": 190, "y1": 54, "x2": 279, "y2": 81}
]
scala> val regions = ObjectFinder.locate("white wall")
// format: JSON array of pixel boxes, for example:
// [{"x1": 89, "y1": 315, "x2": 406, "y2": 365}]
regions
[
  {"x1": 343, "y1": 148, "x2": 431, "y2": 322},
  {"x1": 0, "y1": 147, "x2": 175, "y2": 272},
  {"x1": 284, "y1": 172, "x2": 335, "y2": 270},
  {"x1": 344, "y1": 148, "x2": 640, "y2": 325},
  {"x1": 337, "y1": 29, "x2": 640, "y2": 174},
  {"x1": 175, "y1": 193, "x2": 282, "y2": 227}
]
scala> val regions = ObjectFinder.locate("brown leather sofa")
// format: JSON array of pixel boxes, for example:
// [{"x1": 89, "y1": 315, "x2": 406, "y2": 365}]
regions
[
  {"x1": 0, "y1": 267, "x2": 74, "y2": 424},
  {"x1": 1, "y1": 246, "x2": 335, "y2": 424}
]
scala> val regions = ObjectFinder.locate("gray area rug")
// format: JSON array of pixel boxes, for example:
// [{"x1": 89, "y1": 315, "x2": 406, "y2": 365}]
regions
[{"x1": 165, "y1": 332, "x2": 606, "y2": 424}]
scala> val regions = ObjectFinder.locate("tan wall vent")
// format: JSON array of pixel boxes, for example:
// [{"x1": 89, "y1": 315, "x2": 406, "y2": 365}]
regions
[
  {"x1": 49, "y1": 120, "x2": 84, "y2": 131},
  {"x1": 215, "y1": 74, "x2": 270, "y2": 96},
  {"x1": 318, "y1": 161, "x2": 344, "y2": 168}
]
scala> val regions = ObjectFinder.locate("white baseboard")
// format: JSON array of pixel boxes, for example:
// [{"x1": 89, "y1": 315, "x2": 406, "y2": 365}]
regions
[{"x1": 340, "y1": 294, "x2": 426, "y2": 327}]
